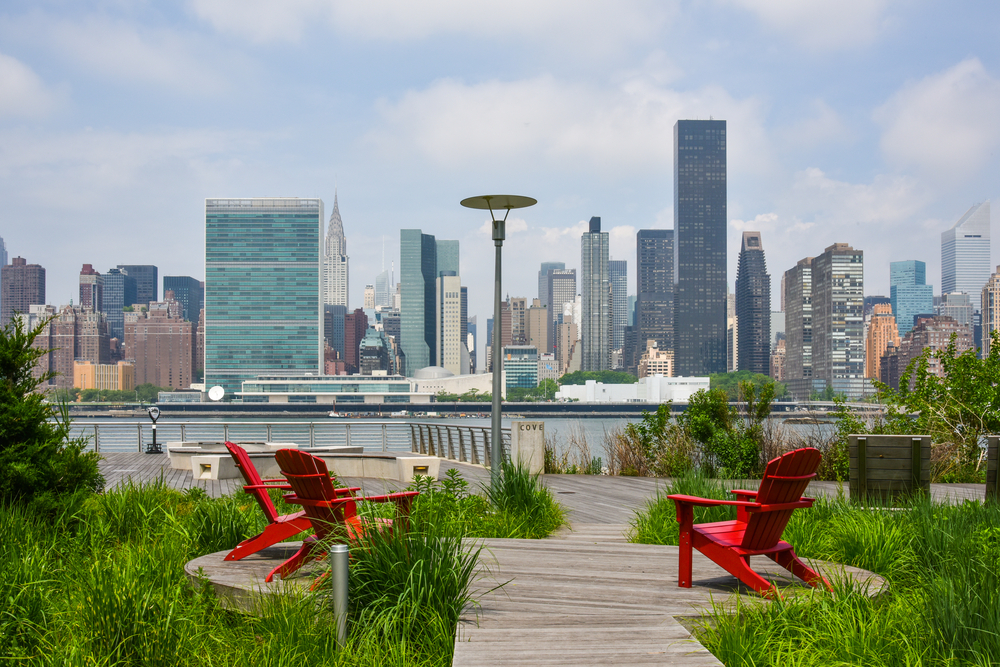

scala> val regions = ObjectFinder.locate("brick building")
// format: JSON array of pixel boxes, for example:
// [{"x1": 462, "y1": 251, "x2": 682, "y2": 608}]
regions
[{"x1": 124, "y1": 298, "x2": 193, "y2": 389}]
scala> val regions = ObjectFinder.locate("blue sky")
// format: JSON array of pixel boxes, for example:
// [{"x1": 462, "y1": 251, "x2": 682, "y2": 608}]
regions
[{"x1": 1, "y1": 0, "x2": 998, "y2": 341}]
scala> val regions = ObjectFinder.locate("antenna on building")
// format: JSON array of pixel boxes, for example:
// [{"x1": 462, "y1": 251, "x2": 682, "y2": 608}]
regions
[{"x1": 382, "y1": 236, "x2": 385, "y2": 271}]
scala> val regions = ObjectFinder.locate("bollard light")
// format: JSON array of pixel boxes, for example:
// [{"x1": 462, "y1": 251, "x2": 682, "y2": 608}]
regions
[{"x1": 329, "y1": 543, "x2": 349, "y2": 646}]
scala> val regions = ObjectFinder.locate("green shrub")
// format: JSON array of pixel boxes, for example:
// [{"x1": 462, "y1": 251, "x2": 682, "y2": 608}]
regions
[{"x1": 0, "y1": 316, "x2": 103, "y2": 509}]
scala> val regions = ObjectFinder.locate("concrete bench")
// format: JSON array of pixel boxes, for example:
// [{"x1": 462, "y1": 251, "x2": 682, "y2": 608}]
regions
[
  {"x1": 188, "y1": 446, "x2": 366, "y2": 480},
  {"x1": 167, "y1": 441, "x2": 298, "y2": 471}
]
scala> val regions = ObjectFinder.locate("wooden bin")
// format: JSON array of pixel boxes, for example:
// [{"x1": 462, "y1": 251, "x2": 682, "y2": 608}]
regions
[
  {"x1": 987, "y1": 436, "x2": 999, "y2": 502},
  {"x1": 849, "y1": 434, "x2": 931, "y2": 502}
]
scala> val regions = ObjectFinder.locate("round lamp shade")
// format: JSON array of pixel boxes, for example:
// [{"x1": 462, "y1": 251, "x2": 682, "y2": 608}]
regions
[{"x1": 460, "y1": 195, "x2": 537, "y2": 211}]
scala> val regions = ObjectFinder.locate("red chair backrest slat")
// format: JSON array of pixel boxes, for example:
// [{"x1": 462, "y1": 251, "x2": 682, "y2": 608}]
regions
[
  {"x1": 226, "y1": 441, "x2": 278, "y2": 523},
  {"x1": 740, "y1": 447, "x2": 821, "y2": 550},
  {"x1": 274, "y1": 449, "x2": 357, "y2": 541}
]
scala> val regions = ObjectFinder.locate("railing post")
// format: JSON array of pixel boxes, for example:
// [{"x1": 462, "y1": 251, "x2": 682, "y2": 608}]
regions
[
  {"x1": 310, "y1": 422, "x2": 316, "y2": 448},
  {"x1": 345, "y1": 424, "x2": 350, "y2": 449},
  {"x1": 267, "y1": 424, "x2": 272, "y2": 442},
  {"x1": 94, "y1": 424, "x2": 100, "y2": 454},
  {"x1": 458, "y1": 427, "x2": 466, "y2": 462},
  {"x1": 419, "y1": 425, "x2": 427, "y2": 455},
  {"x1": 482, "y1": 427, "x2": 490, "y2": 468},
  {"x1": 446, "y1": 426, "x2": 455, "y2": 460},
  {"x1": 382, "y1": 423, "x2": 387, "y2": 452},
  {"x1": 224, "y1": 424, "x2": 229, "y2": 442},
  {"x1": 180, "y1": 424, "x2": 186, "y2": 442},
  {"x1": 137, "y1": 423, "x2": 143, "y2": 453},
  {"x1": 409, "y1": 423, "x2": 416, "y2": 453}
]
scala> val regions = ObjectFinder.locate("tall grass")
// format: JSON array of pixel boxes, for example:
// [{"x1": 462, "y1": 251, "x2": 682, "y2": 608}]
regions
[
  {"x1": 630, "y1": 480, "x2": 1000, "y2": 665},
  {"x1": 0, "y1": 474, "x2": 515, "y2": 666}
]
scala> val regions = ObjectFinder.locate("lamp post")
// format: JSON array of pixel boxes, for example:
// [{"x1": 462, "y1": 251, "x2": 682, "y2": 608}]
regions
[{"x1": 460, "y1": 194, "x2": 537, "y2": 486}]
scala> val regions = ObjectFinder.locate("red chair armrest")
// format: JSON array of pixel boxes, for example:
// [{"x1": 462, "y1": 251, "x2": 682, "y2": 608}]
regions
[
  {"x1": 667, "y1": 494, "x2": 759, "y2": 508},
  {"x1": 260, "y1": 478, "x2": 287, "y2": 484},
  {"x1": 244, "y1": 483, "x2": 292, "y2": 491},
  {"x1": 729, "y1": 489, "x2": 758, "y2": 498},
  {"x1": 747, "y1": 499, "x2": 814, "y2": 512}
]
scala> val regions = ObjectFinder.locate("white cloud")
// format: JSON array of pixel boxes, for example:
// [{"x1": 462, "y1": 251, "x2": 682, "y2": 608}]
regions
[
  {"x1": 730, "y1": 212, "x2": 779, "y2": 233},
  {"x1": 4, "y1": 15, "x2": 237, "y2": 94},
  {"x1": 726, "y1": 0, "x2": 893, "y2": 50},
  {"x1": 875, "y1": 58, "x2": 1000, "y2": 181},
  {"x1": 188, "y1": 0, "x2": 673, "y2": 49},
  {"x1": 0, "y1": 52, "x2": 61, "y2": 118},
  {"x1": 368, "y1": 75, "x2": 771, "y2": 178}
]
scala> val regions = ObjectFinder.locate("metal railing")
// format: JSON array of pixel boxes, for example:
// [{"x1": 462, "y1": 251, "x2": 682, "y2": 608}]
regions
[
  {"x1": 409, "y1": 423, "x2": 510, "y2": 467},
  {"x1": 68, "y1": 420, "x2": 509, "y2": 463}
]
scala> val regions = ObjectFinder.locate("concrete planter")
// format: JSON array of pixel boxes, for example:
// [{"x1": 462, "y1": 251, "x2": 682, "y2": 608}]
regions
[
  {"x1": 987, "y1": 436, "x2": 1000, "y2": 502},
  {"x1": 849, "y1": 434, "x2": 931, "y2": 502}
]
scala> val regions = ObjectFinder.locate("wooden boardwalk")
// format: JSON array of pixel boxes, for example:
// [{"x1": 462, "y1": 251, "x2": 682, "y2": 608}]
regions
[
  {"x1": 452, "y1": 526, "x2": 885, "y2": 666},
  {"x1": 104, "y1": 453, "x2": 975, "y2": 665}
]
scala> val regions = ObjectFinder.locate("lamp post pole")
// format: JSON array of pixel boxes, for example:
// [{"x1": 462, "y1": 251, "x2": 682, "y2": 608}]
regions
[
  {"x1": 490, "y1": 216, "x2": 504, "y2": 481},
  {"x1": 460, "y1": 195, "x2": 537, "y2": 488}
]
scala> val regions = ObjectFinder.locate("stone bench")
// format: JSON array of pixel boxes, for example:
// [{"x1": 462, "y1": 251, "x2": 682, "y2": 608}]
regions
[{"x1": 186, "y1": 447, "x2": 439, "y2": 483}]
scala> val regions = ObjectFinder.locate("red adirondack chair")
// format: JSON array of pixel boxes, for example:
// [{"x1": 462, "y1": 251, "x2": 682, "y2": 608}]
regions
[
  {"x1": 223, "y1": 442, "x2": 358, "y2": 562},
  {"x1": 265, "y1": 449, "x2": 419, "y2": 583},
  {"x1": 668, "y1": 447, "x2": 833, "y2": 597}
]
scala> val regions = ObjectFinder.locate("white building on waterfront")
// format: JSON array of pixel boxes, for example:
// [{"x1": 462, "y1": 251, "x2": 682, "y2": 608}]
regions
[{"x1": 555, "y1": 375, "x2": 709, "y2": 404}]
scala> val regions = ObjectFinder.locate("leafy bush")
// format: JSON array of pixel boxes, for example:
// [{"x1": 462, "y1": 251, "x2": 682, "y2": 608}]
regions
[{"x1": 0, "y1": 316, "x2": 103, "y2": 509}]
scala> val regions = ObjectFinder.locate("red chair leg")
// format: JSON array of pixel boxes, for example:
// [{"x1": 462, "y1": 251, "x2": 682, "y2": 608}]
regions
[
  {"x1": 770, "y1": 549, "x2": 834, "y2": 592},
  {"x1": 715, "y1": 553, "x2": 779, "y2": 598},
  {"x1": 225, "y1": 516, "x2": 311, "y2": 561},
  {"x1": 676, "y1": 503, "x2": 694, "y2": 588},
  {"x1": 265, "y1": 536, "x2": 322, "y2": 582}
]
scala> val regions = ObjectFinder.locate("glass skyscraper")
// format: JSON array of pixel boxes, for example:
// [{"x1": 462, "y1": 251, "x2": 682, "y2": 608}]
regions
[
  {"x1": 674, "y1": 119, "x2": 727, "y2": 376},
  {"x1": 400, "y1": 230, "x2": 462, "y2": 376},
  {"x1": 609, "y1": 259, "x2": 628, "y2": 353},
  {"x1": 117, "y1": 265, "x2": 158, "y2": 305},
  {"x1": 163, "y1": 275, "x2": 203, "y2": 322},
  {"x1": 204, "y1": 198, "x2": 324, "y2": 398},
  {"x1": 580, "y1": 217, "x2": 610, "y2": 371},
  {"x1": 942, "y1": 201, "x2": 991, "y2": 297},
  {"x1": 103, "y1": 268, "x2": 136, "y2": 341},
  {"x1": 890, "y1": 260, "x2": 933, "y2": 336},
  {"x1": 735, "y1": 231, "x2": 771, "y2": 375},
  {"x1": 636, "y1": 229, "x2": 673, "y2": 362}
]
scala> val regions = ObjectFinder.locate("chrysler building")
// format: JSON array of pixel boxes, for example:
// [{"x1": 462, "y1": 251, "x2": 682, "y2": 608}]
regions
[{"x1": 324, "y1": 193, "x2": 349, "y2": 308}]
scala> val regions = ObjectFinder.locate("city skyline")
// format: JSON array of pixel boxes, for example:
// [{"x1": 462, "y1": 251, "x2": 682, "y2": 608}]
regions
[{"x1": 0, "y1": 3, "x2": 997, "y2": 334}]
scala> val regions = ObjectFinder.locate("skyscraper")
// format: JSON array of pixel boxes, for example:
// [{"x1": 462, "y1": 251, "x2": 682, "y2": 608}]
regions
[
  {"x1": 674, "y1": 119, "x2": 727, "y2": 375},
  {"x1": 735, "y1": 231, "x2": 771, "y2": 375},
  {"x1": 102, "y1": 268, "x2": 136, "y2": 341},
  {"x1": 124, "y1": 298, "x2": 193, "y2": 389},
  {"x1": 865, "y1": 304, "x2": 899, "y2": 381},
  {"x1": 205, "y1": 198, "x2": 324, "y2": 396},
  {"x1": 581, "y1": 216, "x2": 610, "y2": 371},
  {"x1": 399, "y1": 229, "x2": 460, "y2": 376},
  {"x1": 1, "y1": 257, "x2": 45, "y2": 326},
  {"x1": 0, "y1": 236, "x2": 6, "y2": 318},
  {"x1": 538, "y1": 262, "x2": 565, "y2": 309},
  {"x1": 811, "y1": 243, "x2": 865, "y2": 398},
  {"x1": 942, "y1": 201, "x2": 991, "y2": 297},
  {"x1": 635, "y1": 229, "x2": 673, "y2": 367},
  {"x1": 783, "y1": 257, "x2": 814, "y2": 400},
  {"x1": 375, "y1": 268, "x2": 393, "y2": 308},
  {"x1": 324, "y1": 193, "x2": 349, "y2": 309},
  {"x1": 436, "y1": 272, "x2": 463, "y2": 375},
  {"x1": 983, "y1": 267, "x2": 1000, "y2": 357},
  {"x1": 162, "y1": 276, "x2": 204, "y2": 322},
  {"x1": 117, "y1": 265, "x2": 158, "y2": 305},
  {"x1": 79, "y1": 264, "x2": 103, "y2": 313},
  {"x1": 890, "y1": 260, "x2": 934, "y2": 336},
  {"x1": 609, "y1": 259, "x2": 628, "y2": 354}
]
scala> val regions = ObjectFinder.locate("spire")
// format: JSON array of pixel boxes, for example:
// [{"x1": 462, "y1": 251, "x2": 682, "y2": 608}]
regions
[{"x1": 326, "y1": 191, "x2": 346, "y2": 256}]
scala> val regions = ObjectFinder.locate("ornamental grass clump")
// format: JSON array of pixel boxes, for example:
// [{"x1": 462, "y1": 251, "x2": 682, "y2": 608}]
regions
[{"x1": 644, "y1": 495, "x2": 1000, "y2": 666}]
